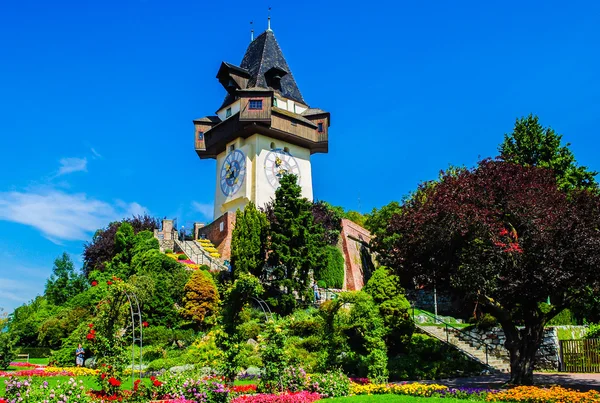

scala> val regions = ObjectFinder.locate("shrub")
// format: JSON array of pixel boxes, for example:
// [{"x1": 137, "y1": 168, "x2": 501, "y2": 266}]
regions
[
  {"x1": 165, "y1": 249, "x2": 173, "y2": 254},
  {"x1": 181, "y1": 270, "x2": 220, "y2": 327},
  {"x1": 147, "y1": 357, "x2": 180, "y2": 371},
  {"x1": 388, "y1": 333, "x2": 484, "y2": 380},
  {"x1": 476, "y1": 313, "x2": 498, "y2": 329},
  {"x1": 0, "y1": 332, "x2": 16, "y2": 370},
  {"x1": 178, "y1": 254, "x2": 187, "y2": 260},
  {"x1": 585, "y1": 323, "x2": 600, "y2": 339},
  {"x1": 306, "y1": 370, "x2": 350, "y2": 398},
  {"x1": 259, "y1": 319, "x2": 290, "y2": 393},
  {"x1": 317, "y1": 280, "x2": 326, "y2": 288},
  {"x1": 15, "y1": 346, "x2": 53, "y2": 358},
  {"x1": 363, "y1": 267, "x2": 414, "y2": 355},
  {"x1": 547, "y1": 308, "x2": 578, "y2": 326},
  {"x1": 143, "y1": 345, "x2": 167, "y2": 362},
  {"x1": 315, "y1": 246, "x2": 344, "y2": 289}
]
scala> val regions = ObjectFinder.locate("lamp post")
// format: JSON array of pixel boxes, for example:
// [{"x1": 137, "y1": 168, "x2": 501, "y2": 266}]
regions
[{"x1": 181, "y1": 225, "x2": 185, "y2": 242}]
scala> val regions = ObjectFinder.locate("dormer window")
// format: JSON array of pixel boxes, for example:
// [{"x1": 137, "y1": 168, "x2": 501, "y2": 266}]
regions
[
  {"x1": 317, "y1": 123, "x2": 324, "y2": 133},
  {"x1": 249, "y1": 99, "x2": 263, "y2": 110},
  {"x1": 226, "y1": 107, "x2": 232, "y2": 118}
]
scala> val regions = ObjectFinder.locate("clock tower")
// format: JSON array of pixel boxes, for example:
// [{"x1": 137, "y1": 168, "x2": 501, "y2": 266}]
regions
[{"x1": 193, "y1": 27, "x2": 330, "y2": 219}]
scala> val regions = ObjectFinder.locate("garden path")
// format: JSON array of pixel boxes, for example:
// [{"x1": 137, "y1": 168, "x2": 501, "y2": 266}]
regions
[{"x1": 419, "y1": 372, "x2": 600, "y2": 392}]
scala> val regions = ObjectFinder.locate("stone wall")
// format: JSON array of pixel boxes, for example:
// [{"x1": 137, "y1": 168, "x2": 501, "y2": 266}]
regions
[
  {"x1": 453, "y1": 327, "x2": 560, "y2": 370},
  {"x1": 196, "y1": 212, "x2": 236, "y2": 261},
  {"x1": 339, "y1": 219, "x2": 375, "y2": 291},
  {"x1": 154, "y1": 219, "x2": 176, "y2": 252},
  {"x1": 405, "y1": 290, "x2": 454, "y2": 315}
]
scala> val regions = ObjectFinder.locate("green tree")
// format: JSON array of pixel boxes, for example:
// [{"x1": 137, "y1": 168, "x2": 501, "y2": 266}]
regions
[
  {"x1": 364, "y1": 201, "x2": 402, "y2": 264},
  {"x1": 382, "y1": 160, "x2": 600, "y2": 384},
  {"x1": 267, "y1": 174, "x2": 325, "y2": 313},
  {"x1": 230, "y1": 202, "x2": 269, "y2": 279},
  {"x1": 132, "y1": 249, "x2": 190, "y2": 327},
  {"x1": 320, "y1": 291, "x2": 388, "y2": 382},
  {"x1": 258, "y1": 318, "x2": 290, "y2": 393},
  {"x1": 363, "y1": 267, "x2": 414, "y2": 355},
  {"x1": 8, "y1": 297, "x2": 58, "y2": 346},
  {"x1": 45, "y1": 252, "x2": 87, "y2": 306},
  {"x1": 0, "y1": 332, "x2": 16, "y2": 370},
  {"x1": 0, "y1": 307, "x2": 8, "y2": 329},
  {"x1": 216, "y1": 273, "x2": 263, "y2": 382},
  {"x1": 499, "y1": 114, "x2": 597, "y2": 192},
  {"x1": 315, "y1": 246, "x2": 345, "y2": 289},
  {"x1": 182, "y1": 270, "x2": 220, "y2": 328}
]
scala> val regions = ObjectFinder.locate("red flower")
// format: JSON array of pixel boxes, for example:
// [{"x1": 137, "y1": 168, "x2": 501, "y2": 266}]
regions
[
  {"x1": 86, "y1": 333, "x2": 95, "y2": 340},
  {"x1": 499, "y1": 228, "x2": 509, "y2": 236},
  {"x1": 150, "y1": 376, "x2": 156, "y2": 381},
  {"x1": 153, "y1": 380, "x2": 162, "y2": 387},
  {"x1": 91, "y1": 281, "x2": 98, "y2": 286},
  {"x1": 133, "y1": 379, "x2": 141, "y2": 391},
  {"x1": 142, "y1": 321, "x2": 149, "y2": 328},
  {"x1": 88, "y1": 323, "x2": 94, "y2": 328},
  {"x1": 108, "y1": 377, "x2": 121, "y2": 387},
  {"x1": 107, "y1": 281, "x2": 113, "y2": 285},
  {"x1": 101, "y1": 373, "x2": 106, "y2": 379}
]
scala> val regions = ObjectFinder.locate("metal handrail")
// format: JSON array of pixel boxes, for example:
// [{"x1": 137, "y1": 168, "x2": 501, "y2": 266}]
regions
[
  {"x1": 175, "y1": 238, "x2": 228, "y2": 272},
  {"x1": 412, "y1": 307, "x2": 490, "y2": 367}
]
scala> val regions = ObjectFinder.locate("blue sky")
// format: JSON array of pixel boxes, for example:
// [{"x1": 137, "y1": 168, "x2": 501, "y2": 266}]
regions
[{"x1": 1, "y1": 0, "x2": 599, "y2": 314}]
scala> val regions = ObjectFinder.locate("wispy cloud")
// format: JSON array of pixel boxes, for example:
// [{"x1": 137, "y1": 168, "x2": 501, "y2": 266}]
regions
[
  {"x1": 90, "y1": 148, "x2": 102, "y2": 159},
  {"x1": 58, "y1": 157, "x2": 87, "y2": 176},
  {"x1": 191, "y1": 201, "x2": 213, "y2": 219},
  {"x1": 0, "y1": 190, "x2": 148, "y2": 242},
  {"x1": 0, "y1": 277, "x2": 42, "y2": 303}
]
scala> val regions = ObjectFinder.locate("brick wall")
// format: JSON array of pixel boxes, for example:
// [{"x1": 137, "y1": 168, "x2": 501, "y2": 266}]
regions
[
  {"x1": 197, "y1": 212, "x2": 236, "y2": 261},
  {"x1": 339, "y1": 219, "x2": 375, "y2": 291}
]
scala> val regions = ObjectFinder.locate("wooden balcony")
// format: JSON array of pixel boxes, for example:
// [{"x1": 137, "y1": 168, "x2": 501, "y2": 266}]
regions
[{"x1": 195, "y1": 108, "x2": 329, "y2": 159}]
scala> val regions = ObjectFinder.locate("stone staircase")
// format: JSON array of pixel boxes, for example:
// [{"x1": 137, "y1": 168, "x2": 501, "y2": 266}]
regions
[
  {"x1": 416, "y1": 324, "x2": 511, "y2": 373},
  {"x1": 174, "y1": 239, "x2": 228, "y2": 272}
]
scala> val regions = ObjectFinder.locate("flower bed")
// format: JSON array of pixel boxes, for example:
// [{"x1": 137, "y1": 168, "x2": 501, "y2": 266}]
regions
[
  {"x1": 0, "y1": 369, "x2": 70, "y2": 377},
  {"x1": 1, "y1": 366, "x2": 98, "y2": 378},
  {"x1": 486, "y1": 385, "x2": 600, "y2": 403},
  {"x1": 4, "y1": 376, "x2": 90, "y2": 402},
  {"x1": 9, "y1": 362, "x2": 44, "y2": 368},
  {"x1": 350, "y1": 382, "x2": 448, "y2": 397},
  {"x1": 231, "y1": 391, "x2": 321, "y2": 403},
  {"x1": 44, "y1": 366, "x2": 99, "y2": 376},
  {"x1": 165, "y1": 253, "x2": 201, "y2": 270}
]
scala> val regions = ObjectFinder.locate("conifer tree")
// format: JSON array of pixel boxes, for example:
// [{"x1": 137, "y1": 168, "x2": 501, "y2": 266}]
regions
[
  {"x1": 230, "y1": 202, "x2": 269, "y2": 279},
  {"x1": 267, "y1": 174, "x2": 325, "y2": 314},
  {"x1": 182, "y1": 270, "x2": 220, "y2": 328}
]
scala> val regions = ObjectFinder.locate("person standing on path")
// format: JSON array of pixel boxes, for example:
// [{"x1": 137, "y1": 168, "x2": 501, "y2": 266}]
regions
[{"x1": 75, "y1": 344, "x2": 85, "y2": 367}]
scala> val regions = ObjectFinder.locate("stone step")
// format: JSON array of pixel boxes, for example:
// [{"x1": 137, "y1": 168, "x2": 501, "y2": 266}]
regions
[{"x1": 416, "y1": 324, "x2": 511, "y2": 372}]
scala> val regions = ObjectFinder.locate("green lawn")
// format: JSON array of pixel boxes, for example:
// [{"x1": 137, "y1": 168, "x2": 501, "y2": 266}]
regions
[
  {"x1": 13, "y1": 357, "x2": 50, "y2": 365},
  {"x1": 324, "y1": 396, "x2": 467, "y2": 403}
]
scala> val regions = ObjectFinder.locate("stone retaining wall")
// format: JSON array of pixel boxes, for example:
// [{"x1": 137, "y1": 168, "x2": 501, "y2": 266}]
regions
[
  {"x1": 406, "y1": 290, "x2": 454, "y2": 315},
  {"x1": 453, "y1": 326, "x2": 560, "y2": 370}
]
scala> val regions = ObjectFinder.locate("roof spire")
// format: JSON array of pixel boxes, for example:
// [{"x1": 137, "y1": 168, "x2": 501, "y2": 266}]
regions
[
  {"x1": 250, "y1": 21, "x2": 254, "y2": 41},
  {"x1": 267, "y1": 7, "x2": 272, "y2": 31}
]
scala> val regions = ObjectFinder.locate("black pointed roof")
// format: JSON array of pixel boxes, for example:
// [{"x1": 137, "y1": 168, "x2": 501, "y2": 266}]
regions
[{"x1": 239, "y1": 30, "x2": 306, "y2": 104}]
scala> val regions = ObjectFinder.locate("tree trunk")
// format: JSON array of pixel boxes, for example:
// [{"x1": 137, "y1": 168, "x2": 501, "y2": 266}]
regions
[{"x1": 505, "y1": 324, "x2": 544, "y2": 385}]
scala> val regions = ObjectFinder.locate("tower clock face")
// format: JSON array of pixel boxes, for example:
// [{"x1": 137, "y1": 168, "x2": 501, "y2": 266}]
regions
[
  {"x1": 264, "y1": 148, "x2": 301, "y2": 188},
  {"x1": 220, "y1": 149, "x2": 246, "y2": 196}
]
